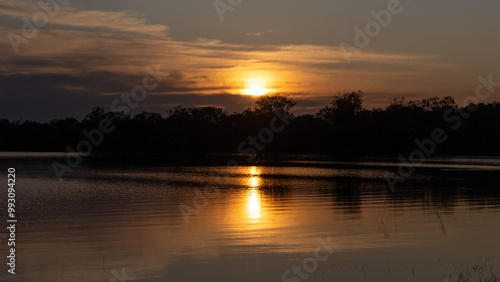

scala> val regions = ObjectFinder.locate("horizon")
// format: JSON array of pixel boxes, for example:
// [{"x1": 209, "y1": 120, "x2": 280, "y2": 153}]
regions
[{"x1": 1, "y1": 92, "x2": 499, "y2": 123}]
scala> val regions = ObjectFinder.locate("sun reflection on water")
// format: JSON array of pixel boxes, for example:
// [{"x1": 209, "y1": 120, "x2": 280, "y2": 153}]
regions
[
  {"x1": 247, "y1": 188, "x2": 261, "y2": 221},
  {"x1": 246, "y1": 167, "x2": 262, "y2": 221}
]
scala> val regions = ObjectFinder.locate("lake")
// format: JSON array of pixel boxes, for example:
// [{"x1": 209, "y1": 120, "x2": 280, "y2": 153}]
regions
[{"x1": 1, "y1": 154, "x2": 500, "y2": 282}]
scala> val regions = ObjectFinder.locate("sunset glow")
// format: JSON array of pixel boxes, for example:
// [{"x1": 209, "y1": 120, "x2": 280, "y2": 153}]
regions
[
  {"x1": 1, "y1": 0, "x2": 499, "y2": 120},
  {"x1": 244, "y1": 82, "x2": 269, "y2": 96}
]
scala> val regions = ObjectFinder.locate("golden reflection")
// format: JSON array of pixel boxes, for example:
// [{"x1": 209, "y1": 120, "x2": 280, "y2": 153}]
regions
[
  {"x1": 249, "y1": 176, "x2": 259, "y2": 188},
  {"x1": 247, "y1": 166, "x2": 261, "y2": 189},
  {"x1": 249, "y1": 166, "x2": 259, "y2": 175},
  {"x1": 246, "y1": 167, "x2": 262, "y2": 221},
  {"x1": 247, "y1": 188, "x2": 261, "y2": 220}
]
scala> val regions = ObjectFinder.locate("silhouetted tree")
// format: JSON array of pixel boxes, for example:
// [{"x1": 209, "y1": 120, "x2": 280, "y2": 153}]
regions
[
  {"x1": 318, "y1": 90, "x2": 364, "y2": 124},
  {"x1": 245, "y1": 93, "x2": 297, "y2": 116},
  {"x1": 387, "y1": 96, "x2": 455, "y2": 112},
  {"x1": 1, "y1": 93, "x2": 499, "y2": 157}
]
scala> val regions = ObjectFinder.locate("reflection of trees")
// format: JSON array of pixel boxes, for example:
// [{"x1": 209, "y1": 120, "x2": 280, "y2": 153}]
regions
[
  {"x1": 326, "y1": 180, "x2": 363, "y2": 219},
  {"x1": 388, "y1": 171, "x2": 500, "y2": 211},
  {"x1": 377, "y1": 171, "x2": 500, "y2": 236},
  {"x1": 256, "y1": 177, "x2": 292, "y2": 207}
]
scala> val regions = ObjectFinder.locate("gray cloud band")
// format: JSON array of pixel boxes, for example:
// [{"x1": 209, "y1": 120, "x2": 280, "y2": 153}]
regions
[{"x1": 7, "y1": 0, "x2": 69, "y2": 54}]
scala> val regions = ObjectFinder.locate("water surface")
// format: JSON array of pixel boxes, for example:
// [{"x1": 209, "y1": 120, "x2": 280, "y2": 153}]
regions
[{"x1": 1, "y1": 155, "x2": 499, "y2": 281}]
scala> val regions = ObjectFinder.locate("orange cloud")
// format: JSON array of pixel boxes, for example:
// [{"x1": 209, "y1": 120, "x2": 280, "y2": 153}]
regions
[
  {"x1": 0, "y1": 0, "x2": 168, "y2": 37},
  {"x1": 0, "y1": 0, "x2": 461, "y2": 99}
]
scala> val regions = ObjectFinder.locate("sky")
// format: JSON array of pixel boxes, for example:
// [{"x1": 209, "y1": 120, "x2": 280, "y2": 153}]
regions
[{"x1": 0, "y1": 0, "x2": 499, "y2": 121}]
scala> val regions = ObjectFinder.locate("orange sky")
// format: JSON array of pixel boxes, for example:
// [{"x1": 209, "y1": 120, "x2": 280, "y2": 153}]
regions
[{"x1": 1, "y1": 0, "x2": 499, "y2": 120}]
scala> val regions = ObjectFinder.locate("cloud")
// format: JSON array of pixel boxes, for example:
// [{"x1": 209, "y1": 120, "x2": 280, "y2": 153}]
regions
[
  {"x1": 245, "y1": 30, "x2": 275, "y2": 37},
  {"x1": 0, "y1": 0, "x2": 168, "y2": 37},
  {"x1": 0, "y1": 0, "x2": 464, "y2": 121},
  {"x1": 0, "y1": 71, "x2": 257, "y2": 121}
]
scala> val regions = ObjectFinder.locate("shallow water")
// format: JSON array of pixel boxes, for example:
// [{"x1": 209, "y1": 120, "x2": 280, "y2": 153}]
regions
[{"x1": 1, "y1": 155, "x2": 500, "y2": 281}]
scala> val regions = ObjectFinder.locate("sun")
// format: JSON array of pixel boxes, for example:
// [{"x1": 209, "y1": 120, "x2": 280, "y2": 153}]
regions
[{"x1": 244, "y1": 82, "x2": 268, "y2": 96}]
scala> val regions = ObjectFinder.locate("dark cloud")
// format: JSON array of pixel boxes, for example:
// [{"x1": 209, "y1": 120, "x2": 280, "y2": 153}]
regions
[
  {"x1": 0, "y1": 71, "x2": 236, "y2": 121},
  {"x1": 0, "y1": 71, "x2": 334, "y2": 121}
]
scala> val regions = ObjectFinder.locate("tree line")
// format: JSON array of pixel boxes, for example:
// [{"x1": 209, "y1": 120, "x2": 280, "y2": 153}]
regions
[{"x1": 1, "y1": 91, "x2": 500, "y2": 156}]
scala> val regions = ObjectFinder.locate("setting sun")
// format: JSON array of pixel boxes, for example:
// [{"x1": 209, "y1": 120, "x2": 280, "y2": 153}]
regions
[{"x1": 244, "y1": 82, "x2": 268, "y2": 96}]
